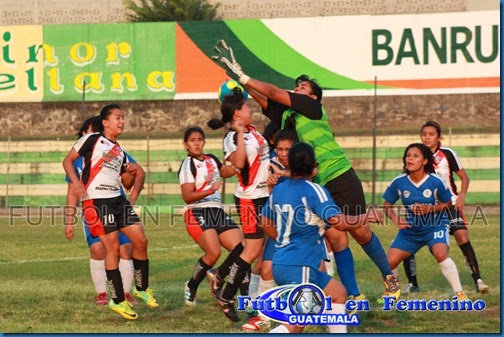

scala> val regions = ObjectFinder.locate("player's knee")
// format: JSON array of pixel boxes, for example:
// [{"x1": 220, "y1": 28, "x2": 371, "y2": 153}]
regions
[{"x1": 204, "y1": 247, "x2": 221, "y2": 264}]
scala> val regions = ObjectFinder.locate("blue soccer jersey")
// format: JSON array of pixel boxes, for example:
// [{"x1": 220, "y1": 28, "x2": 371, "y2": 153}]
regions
[
  {"x1": 382, "y1": 173, "x2": 452, "y2": 233},
  {"x1": 261, "y1": 178, "x2": 340, "y2": 270}
]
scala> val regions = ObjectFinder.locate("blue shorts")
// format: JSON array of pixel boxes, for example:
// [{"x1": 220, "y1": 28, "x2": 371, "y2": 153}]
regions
[
  {"x1": 263, "y1": 237, "x2": 276, "y2": 261},
  {"x1": 390, "y1": 225, "x2": 450, "y2": 254},
  {"x1": 273, "y1": 264, "x2": 332, "y2": 290},
  {"x1": 83, "y1": 219, "x2": 131, "y2": 247}
]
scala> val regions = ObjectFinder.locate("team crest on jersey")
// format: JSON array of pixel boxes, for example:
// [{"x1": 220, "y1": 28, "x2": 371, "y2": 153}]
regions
[
  {"x1": 423, "y1": 189, "x2": 432, "y2": 198},
  {"x1": 434, "y1": 155, "x2": 442, "y2": 164},
  {"x1": 403, "y1": 190, "x2": 410, "y2": 198}
]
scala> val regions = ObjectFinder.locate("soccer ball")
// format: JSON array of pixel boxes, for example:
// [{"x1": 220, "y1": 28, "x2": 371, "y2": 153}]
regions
[
  {"x1": 218, "y1": 80, "x2": 249, "y2": 103},
  {"x1": 291, "y1": 287, "x2": 323, "y2": 314}
]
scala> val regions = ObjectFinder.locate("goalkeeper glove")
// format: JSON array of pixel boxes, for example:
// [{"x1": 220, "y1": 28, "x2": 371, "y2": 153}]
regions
[{"x1": 211, "y1": 40, "x2": 250, "y2": 85}]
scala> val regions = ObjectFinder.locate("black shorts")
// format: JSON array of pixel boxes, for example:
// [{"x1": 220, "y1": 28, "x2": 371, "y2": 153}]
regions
[
  {"x1": 324, "y1": 168, "x2": 366, "y2": 216},
  {"x1": 446, "y1": 206, "x2": 468, "y2": 235},
  {"x1": 82, "y1": 195, "x2": 141, "y2": 237},
  {"x1": 184, "y1": 207, "x2": 239, "y2": 242},
  {"x1": 234, "y1": 196, "x2": 268, "y2": 240}
]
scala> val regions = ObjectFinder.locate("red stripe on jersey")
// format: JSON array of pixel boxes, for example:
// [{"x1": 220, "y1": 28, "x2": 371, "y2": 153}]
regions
[
  {"x1": 238, "y1": 126, "x2": 266, "y2": 191},
  {"x1": 184, "y1": 209, "x2": 204, "y2": 242},
  {"x1": 194, "y1": 155, "x2": 217, "y2": 192},
  {"x1": 85, "y1": 143, "x2": 122, "y2": 189}
]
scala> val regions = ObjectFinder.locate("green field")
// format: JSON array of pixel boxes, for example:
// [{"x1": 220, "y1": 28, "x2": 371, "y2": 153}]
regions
[{"x1": 0, "y1": 210, "x2": 500, "y2": 333}]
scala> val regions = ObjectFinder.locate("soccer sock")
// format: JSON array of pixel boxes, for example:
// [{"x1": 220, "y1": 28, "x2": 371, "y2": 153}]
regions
[
  {"x1": 361, "y1": 232, "x2": 392, "y2": 277},
  {"x1": 257, "y1": 278, "x2": 276, "y2": 321},
  {"x1": 334, "y1": 247, "x2": 360, "y2": 297},
  {"x1": 325, "y1": 303, "x2": 347, "y2": 333},
  {"x1": 403, "y1": 255, "x2": 419, "y2": 287},
  {"x1": 90, "y1": 258, "x2": 107, "y2": 294},
  {"x1": 119, "y1": 258, "x2": 134, "y2": 294},
  {"x1": 248, "y1": 272, "x2": 261, "y2": 298},
  {"x1": 188, "y1": 257, "x2": 212, "y2": 290},
  {"x1": 133, "y1": 258, "x2": 149, "y2": 291},
  {"x1": 106, "y1": 268, "x2": 125, "y2": 304},
  {"x1": 240, "y1": 269, "x2": 251, "y2": 296},
  {"x1": 221, "y1": 256, "x2": 250, "y2": 301},
  {"x1": 325, "y1": 251, "x2": 335, "y2": 276},
  {"x1": 439, "y1": 257, "x2": 463, "y2": 293},
  {"x1": 459, "y1": 241, "x2": 481, "y2": 283},
  {"x1": 269, "y1": 325, "x2": 289, "y2": 333},
  {"x1": 217, "y1": 242, "x2": 244, "y2": 279}
]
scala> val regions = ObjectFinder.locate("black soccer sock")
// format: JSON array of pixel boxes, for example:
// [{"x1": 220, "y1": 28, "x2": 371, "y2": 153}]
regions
[
  {"x1": 217, "y1": 242, "x2": 244, "y2": 279},
  {"x1": 403, "y1": 255, "x2": 419, "y2": 288},
  {"x1": 239, "y1": 268, "x2": 251, "y2": 296},
  {"x1": 106, "y1": 268, "x2": 125, "y2": 304},
  {"x1": 221, "y1": 256, "x2": 250, "y2": 301},
  {"x1": 133, "y1": 258, "x2": 149, "y2": 291},
  {"x1": 188, "y1": 257, "x2": 212, "y2": 290},
  {"x1": 459, "y1": 241, "x2": 481, "y2": 283}
]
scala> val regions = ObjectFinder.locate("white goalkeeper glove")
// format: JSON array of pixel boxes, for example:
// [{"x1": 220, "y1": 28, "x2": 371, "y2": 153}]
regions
[{"x1": 211, "y1": 40, "x2": 250, "y2": 85}]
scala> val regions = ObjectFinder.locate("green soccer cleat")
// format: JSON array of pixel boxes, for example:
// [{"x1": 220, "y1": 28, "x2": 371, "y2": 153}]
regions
[
  {"x1": 109, "y1": 299, "x2": 138, "y2": 320},
  {"x1": 133, "y1": 288, "x2": 159, "y2": 308}
]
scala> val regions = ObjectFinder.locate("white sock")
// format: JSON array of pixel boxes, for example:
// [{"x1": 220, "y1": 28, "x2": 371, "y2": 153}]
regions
[
  {"x1": 325, "y1": 251, "x2": 335, "y2": 276},
  {"x1": 269, "y1": 324, "x2": 289, "y2": 333},
  {"x1": 90, "y1": 258, "x2": 107, "y2": 294},
  {"x1": 392, "y1": 267, "x2": 398, "y2": 277},
  {"x1": 326, "y1": 303, "x2": 347, "y2": 333},
  {"x1": 439, "y1": 257, "x2": 463, "y2": 293},
  {"x1": 119, "y1": 258, "x2": 134, "y2": 294},
  {"x1": 248, "y1": 273, "x2": 261, "y2": 299},
  {"x1": 258, "y1": 278, "x2": 276, "y2": 321}
]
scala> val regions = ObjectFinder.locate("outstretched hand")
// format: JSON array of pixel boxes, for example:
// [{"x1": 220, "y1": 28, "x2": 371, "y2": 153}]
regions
[{"x1": 211, "y1": 40, "x2": 247, "y2": 81}]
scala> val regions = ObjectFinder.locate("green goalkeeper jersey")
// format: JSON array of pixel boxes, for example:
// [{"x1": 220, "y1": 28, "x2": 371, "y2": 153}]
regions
[{"x1": 281, "y1": 107, "x2": 352, "y2": 186}]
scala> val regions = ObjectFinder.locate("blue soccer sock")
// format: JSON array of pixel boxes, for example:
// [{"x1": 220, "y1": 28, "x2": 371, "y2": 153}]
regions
[
  {"x1": 361, "y1": 232, "x2": 392, "y2": 277},
  {"x1": 334, "y1": 247, "x2": 360, "y2": 297}
]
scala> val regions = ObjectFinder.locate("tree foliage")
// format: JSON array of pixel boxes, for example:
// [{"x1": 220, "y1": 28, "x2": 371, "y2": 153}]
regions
[{"x1": 123, "y1": 0, "x2": 220, "y2": 22}]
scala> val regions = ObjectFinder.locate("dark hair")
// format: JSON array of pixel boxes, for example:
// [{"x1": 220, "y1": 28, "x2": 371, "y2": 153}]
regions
[
  {"x1": 288, "y1": 142, "x2": 316, "y2": 177},
  {"x1": 295, "y1": 75, "x2": 322, "y2": 102},
  {"x1": 77, "y1": 116, "x2": 99, "y2": 138},
  {"x1": 273, "y1": 128, "x2": 299, "y2": 149},
  {"x1": 208, "y1": 87, "x2": 246, "y2": 130},
  {"x1": 263, "y1": 122, "x2": 280, "y2": 148},
  {"x1": 98, "y1": 103, "x2": 122, "y2": 133},
  {"x1": 421, "y1": 120, "x2": 442, "y2": 137},
  {"x1": 402, "y1": 143, "x2": 435, "y2": 174},
  {"x1": 183, "y1": 126, "x2": 205, "y2": 142}
]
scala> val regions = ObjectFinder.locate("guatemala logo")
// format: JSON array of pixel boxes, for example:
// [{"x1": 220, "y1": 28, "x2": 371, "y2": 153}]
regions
[{"x1": 237, "y1": 284, "x2": 360, "y2": 326}]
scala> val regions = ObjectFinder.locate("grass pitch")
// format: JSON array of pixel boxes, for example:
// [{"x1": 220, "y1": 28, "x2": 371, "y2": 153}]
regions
[{"x1": 0, "y1": 208, "x2": 500, "y2": 333}]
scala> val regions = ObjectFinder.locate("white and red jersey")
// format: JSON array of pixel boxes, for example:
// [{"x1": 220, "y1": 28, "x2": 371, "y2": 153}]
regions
[
  {"x1": 178, "y1": 154, "x2": 223, "y2": 209},
  {"x1": 223, "y1": 125, "x2": 270, "y2": 199},
  {"x1": 73, "y1": 132, "x2": 129, "y2": 200},
  {"x1": 432, "y1": 145, "x2": 463, "y2": 202}
]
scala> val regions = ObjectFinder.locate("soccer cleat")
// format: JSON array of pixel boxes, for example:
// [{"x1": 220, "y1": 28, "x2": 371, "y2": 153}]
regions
[
  {"x1": 206, "y1": 269, "x2": 223, "y2": 298},
  {"x1": 347, "y1": 293, "x2": 366, "y2": 315},
  {"x1": 214, "y1": 289, "x2": 240, "y2": 322},
  {"x1": 401, "y1": 283, "x2": 420, "y2": 294},
  {"x1": 241, "y1": 315, "x2": 271, "y2": 331},
  {"x1": 133, "y1": 288, "x2": 159, "y2": 308},
  {"x1": 383, "y1": 274, "x2": 401, "y2": 299},
  {"x1": 95, "y1": 292, "x2": 108, "y2": 305},
  {"x1": 124, "y1": 292, "x2": 137, "y2": 305},
  {"x1": 109, "y1": 299, "x2": 138, "y2": 320},
  {"x1": 456, "y1": 291, "x2": 469, "y2": 301},
  {"x1": 184, "y1": 281, "x2": 197, "y2": 306},
  {"x1": 476, "y1": 279, "x2": 489, "y2": 294}
]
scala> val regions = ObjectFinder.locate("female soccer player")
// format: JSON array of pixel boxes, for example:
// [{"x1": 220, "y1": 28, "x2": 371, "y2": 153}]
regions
[
  {"x1": 62, "y1": 104, "x2": 157, "y2": 320},
  {"x1": 212, "y1": 41, "x2": 397, "y2": 302},
  {"x1": 178, "y1": 126, "x2": 244, "y2": 307},
  {"x1": 382, "y1": 143, "x2": 467, "y2": 301},
  {"x1": 64, "y1": 116, "x2": 143, "y2": 306},
  {"x1": 401, "y1": 121, "x2": 488, "y2": 294},
  {"x1": 261, "y1": 142, "x2": 382, "y2": 333},
  {"x1": 207, "y1": 87, "x2": 270, "y2": 322}
]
